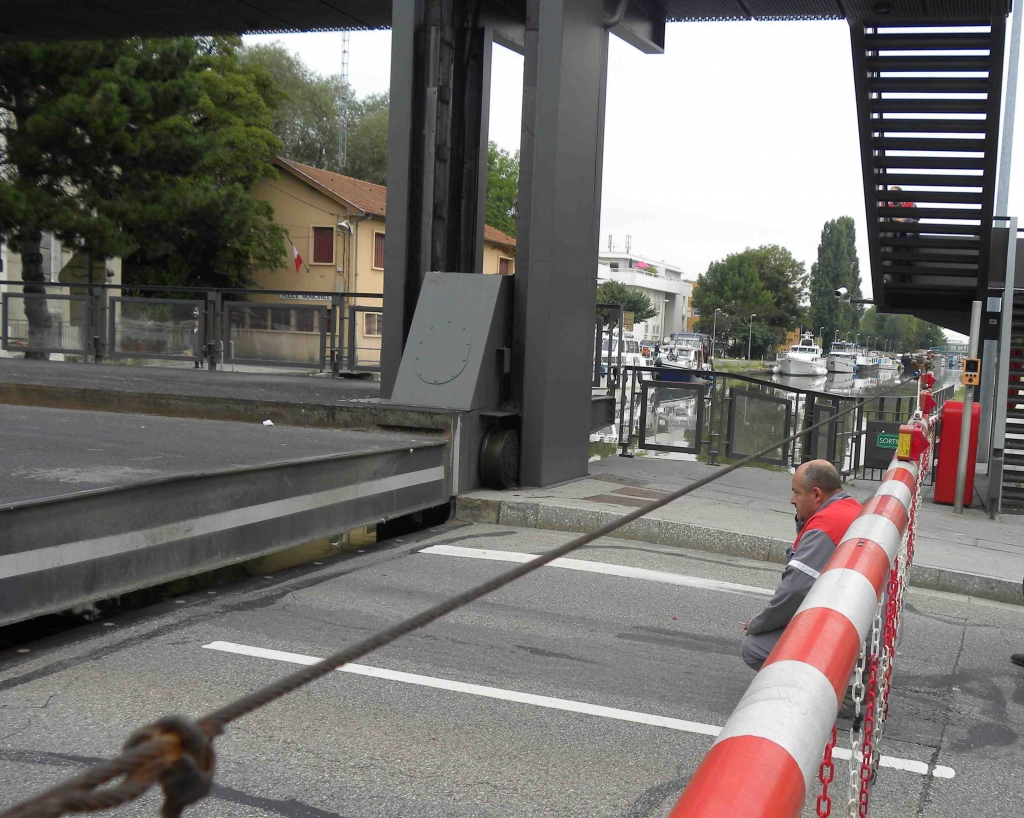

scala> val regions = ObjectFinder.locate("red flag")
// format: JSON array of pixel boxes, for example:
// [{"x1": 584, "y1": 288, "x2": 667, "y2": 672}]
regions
[{"x1": 293, "y1": 243, "x2": 303, "y2": 273}]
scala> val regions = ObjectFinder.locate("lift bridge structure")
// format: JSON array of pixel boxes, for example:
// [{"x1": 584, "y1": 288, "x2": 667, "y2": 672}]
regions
[{"x1": 2, "y1": 0, "x2": 1021, "y2": 627}]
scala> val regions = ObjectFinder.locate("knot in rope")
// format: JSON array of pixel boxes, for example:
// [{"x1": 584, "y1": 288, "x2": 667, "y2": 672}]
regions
[{"x1": 123, "y1": 716, "x2": 217, "y2": 818}]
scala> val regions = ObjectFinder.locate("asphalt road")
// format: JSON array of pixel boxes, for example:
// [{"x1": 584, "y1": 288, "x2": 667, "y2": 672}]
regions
[
  {"x1": 0, "y1": 404, "x2": 431, "y2": 503},
  {"x1": 2, "y1": 523, "x2": 1023, "y2": 818}
]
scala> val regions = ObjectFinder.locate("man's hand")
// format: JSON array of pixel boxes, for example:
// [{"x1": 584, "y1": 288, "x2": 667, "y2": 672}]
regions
[{"x1": 742, "y1": 620, "x2": 748, "y2": 635}]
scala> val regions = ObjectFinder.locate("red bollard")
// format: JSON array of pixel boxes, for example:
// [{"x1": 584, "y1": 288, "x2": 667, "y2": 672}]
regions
[{"x1": 919, "y1": 390, "x2": 936, "y2": 415}]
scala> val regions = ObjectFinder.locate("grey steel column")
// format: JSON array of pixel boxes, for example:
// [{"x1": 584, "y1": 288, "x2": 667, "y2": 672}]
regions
[
  {"x1": 514, "y1": 0, "x2": 610, "y2": 486},
  {"x1": 380, "y1": 0, "x2": 424, "y2": 396},
  {"x1": 380, "y1": 0, "x2": 493, "y2": 396},
  {"x1": 990, "y1": 217, "x2": 1019, "y2": 517}
]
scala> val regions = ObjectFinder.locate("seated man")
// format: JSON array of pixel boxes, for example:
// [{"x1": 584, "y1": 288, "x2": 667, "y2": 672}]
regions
[{"x1": 741, "y1": 460, "x2": 862, "y2": 671}]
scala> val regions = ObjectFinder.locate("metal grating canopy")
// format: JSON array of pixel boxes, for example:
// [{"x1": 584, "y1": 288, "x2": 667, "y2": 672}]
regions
[
  {"x1": 0, "y1": 0, "x2": 391, "y2": 41},
  {"x1": 0, "y1": 0, "x2": 1009, "y2": 41}
]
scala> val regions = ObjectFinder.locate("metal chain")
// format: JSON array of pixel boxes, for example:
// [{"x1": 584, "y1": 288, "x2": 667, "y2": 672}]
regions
[
  {"x1": 847, "y1": 641, "x2": 867, "y2": 816},
  {"x1": 844, "y1": 422, "x2": 934, "y2": 818},
  {"x1": 817, "y1": 725, "x2": 838, "y2": 817}
]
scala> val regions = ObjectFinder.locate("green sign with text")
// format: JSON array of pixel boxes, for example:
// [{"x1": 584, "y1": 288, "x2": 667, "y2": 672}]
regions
[{"x1": 877, "y1": 432, "x2": 899, "y2": 449}]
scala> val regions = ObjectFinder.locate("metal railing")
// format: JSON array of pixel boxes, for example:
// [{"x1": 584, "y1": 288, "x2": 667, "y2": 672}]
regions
[
  {"x1": 616, "y1": 365, "x2": 953, "y2": 479},
  {"x1": 0, "y1": 281, "x2": 382, "y2": 375}
]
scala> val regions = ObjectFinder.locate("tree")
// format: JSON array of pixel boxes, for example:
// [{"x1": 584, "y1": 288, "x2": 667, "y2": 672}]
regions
[
  {"x1": 239, "y1": 43, "x2": 351, "y2": 172},
  {"x1": 344, "y1": 93, "x2": 389, "y2": 185},
  {"x1": 596, "y1": 280, "x2": 658, "y2": 324},
  {"x1": 692, "y1": 245, "x2": 805, "y2": 356},
  {"x1": 809, "y1": 217, "x2": 863, "y2": 350},
  {"x1": 486, "y1": 142, "x2": 518, "y2": 238},
  {"x1": 859, "y1": 306, "x2": 947, "y2": 353},
  {"x1": 0, "y1": 37, "x2": 287, "y2": 303}
]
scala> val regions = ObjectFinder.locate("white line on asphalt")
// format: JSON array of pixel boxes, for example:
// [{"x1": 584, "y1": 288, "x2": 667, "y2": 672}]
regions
[
  {"x1": 417, "y1": 544, "x2": 774, "y2": 597},
  {"x1": 202, "y1": 640, "x2": 955, "y2": 780}
]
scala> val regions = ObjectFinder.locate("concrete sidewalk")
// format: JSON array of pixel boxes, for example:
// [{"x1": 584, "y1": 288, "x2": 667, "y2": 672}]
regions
[{"x1": 457, "y1": 454, "x2": 1024, "y2": 606}]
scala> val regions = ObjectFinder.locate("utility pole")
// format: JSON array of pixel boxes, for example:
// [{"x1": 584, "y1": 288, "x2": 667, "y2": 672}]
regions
[{"x1": 337, "y1": 31, "x2": 351, "y2": 170}]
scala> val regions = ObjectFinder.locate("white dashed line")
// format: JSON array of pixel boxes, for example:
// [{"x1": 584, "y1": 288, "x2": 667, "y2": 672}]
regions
[
  {"x1": 202, "y1": 640, "x2": 954, "y2": 779},
  {"x1": 418, "y1": 544, "x2": 774, "y2": 597}
]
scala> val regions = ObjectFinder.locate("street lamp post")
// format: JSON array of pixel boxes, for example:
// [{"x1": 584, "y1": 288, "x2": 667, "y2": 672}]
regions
[
  {"x1": 834, "y1": 329, "x2": 840, "y2": 343},
  {"x1": 712, "y1": 308, "x2": 722, "y2": 360},
  {"x1": 819, "y1": 326, "x2": 825, "y2": 348},
  {"x1": 867, "y1": 335, "x2": 873, "y2": 352},
  {"x1": 747, "y1": 313, "x2": 756, "y2": 361}
]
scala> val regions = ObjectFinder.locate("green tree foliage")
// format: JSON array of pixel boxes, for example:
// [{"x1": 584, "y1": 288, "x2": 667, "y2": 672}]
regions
[
  {"x1": 239, "y1": 43, "x2": 352, "y2": 172},
  {"x1": 344, "y1": 93, "x2": 389, "y2": 185},
  {"x1": 858, "y1": 307, "x2": 946, "y2": 353},
  {"x1": 692, "y1": 245, "x2": 805, "y2": 357},
  {"x1": 0, "y1": 37, "x2": 287, "y2": 298},
  {"x1": 486, "y1": 142, "x2": 518, "y2": 238},
  {"x1": 809, "y1": 217, "x2": 863, "y2": 350},
  {"x1": 596, "y1": 280, "x2": 658, "y2": 324}
]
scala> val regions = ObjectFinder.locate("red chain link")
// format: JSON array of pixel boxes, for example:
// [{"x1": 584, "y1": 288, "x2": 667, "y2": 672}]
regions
[
  {"x1": 858, "y1": 652, "x2": 879, "y2": 817},
  {"x1": 881, "y1": 561, "x2": 899, "y2": 722},
  {"x1": 816, "y1": 725, "x2": 837, "y2": 817}
]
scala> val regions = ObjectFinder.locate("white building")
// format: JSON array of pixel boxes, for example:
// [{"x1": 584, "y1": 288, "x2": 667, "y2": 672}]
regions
[{"x1": 597, "y1": 251, "x2": 692, "y2": 342}]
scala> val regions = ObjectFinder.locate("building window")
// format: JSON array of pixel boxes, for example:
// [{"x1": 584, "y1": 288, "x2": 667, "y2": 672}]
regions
[
  {"x1": 364, "y1": 312, "x2": 383, "y2": 337},
  {"x1": 373, "y1": 232, "x2": 385, "y2": 270},
  {"x1": 609, "y1": 262, "x2": 619, "y2": 270},
  {"x1": 498, "y1": 257, "x2": 514, "y2": 276},
  {"x1": 311, "y1": 227, "x2": 334, "y2": 264},
  {"x1": 270, "y1": 308, "x2": 292, "y2": 330}
]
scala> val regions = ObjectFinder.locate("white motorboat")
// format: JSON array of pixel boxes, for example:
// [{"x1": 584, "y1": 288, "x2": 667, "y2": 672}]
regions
[
  {"x1": 826, "y1": 341, "x2": 858, "y2": 374},
  {"x1": 773, "y1": 332, "x2": 828, "y2": 376},
  {"x1": 878, "y1": 355, "x2": 901, "y2": 371},
  {"x1": 856, "y1": 349, "x2": 880, "y2": 372},
  {"x1": 654, "y1": 333, "x2": 714, "y2": 383}
]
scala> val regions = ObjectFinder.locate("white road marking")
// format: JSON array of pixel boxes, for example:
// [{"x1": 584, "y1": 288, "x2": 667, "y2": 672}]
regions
[
  {"x1": 202, "y1": 640, "x2": 955, "y2": 780},
  {"x1": 418, "y1": 544, "x2": 774, "y2": 597}
]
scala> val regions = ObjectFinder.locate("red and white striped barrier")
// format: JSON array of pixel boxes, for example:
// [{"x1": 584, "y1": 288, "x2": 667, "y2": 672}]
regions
[{"x1": 669, "y1": 419, "x2": 933, "y2": 818}]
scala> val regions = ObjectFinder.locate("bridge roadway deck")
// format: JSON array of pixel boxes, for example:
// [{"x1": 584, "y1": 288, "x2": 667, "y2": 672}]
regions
[
  {"x1": 0, "y1": 404, "x2": 449, "y2": 627},
  {"x1": 458, "y1": 455, "x2": 1024, "y2": 607},
  {"x1": 2, "y1": 522, "x2": 1021, "y2": 817}
]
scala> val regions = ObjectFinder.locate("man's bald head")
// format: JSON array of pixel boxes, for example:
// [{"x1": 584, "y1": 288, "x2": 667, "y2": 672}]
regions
[
  {"x1": 791, "y1": 460, "x2": 842, "y2": 522},
  {"x1": 796, "y1": 460, "x2": 842, "y2": 494}
]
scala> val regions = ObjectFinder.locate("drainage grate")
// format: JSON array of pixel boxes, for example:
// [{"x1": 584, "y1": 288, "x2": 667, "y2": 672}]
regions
[
  {"x1": 582, "y1": 493, "x2": 652, "y2": 508},
  {"x1": 613, "y1": 486, "x2": 668, "y2": 500},
  {"x1": 590, "y1": 472, "x2": 653, "y2": 488}
]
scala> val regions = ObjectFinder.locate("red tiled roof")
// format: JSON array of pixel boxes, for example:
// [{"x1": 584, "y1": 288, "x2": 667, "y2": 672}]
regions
[{"x1": 274, "y1": 156, "x2": 516, "y2": 249}]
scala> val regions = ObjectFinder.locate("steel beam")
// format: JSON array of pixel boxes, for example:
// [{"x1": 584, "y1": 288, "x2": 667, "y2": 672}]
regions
[
  {"x1": 514, "y1": 0, "x2": 610, "y2": 486},
  {"x1": 0, "y1": 443, "x2": 448, "y2": 627},
  {"x1": 381, "y1": 0, "x2": 494, "y2": 396}
]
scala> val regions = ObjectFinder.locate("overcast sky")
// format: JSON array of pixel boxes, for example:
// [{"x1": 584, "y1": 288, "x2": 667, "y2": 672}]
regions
[{"x1": 246, "y1": 22, "x2": 1023, "y2": 335}]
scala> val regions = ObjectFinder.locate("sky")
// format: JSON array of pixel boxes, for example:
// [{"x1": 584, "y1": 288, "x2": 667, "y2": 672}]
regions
[{"x1": 245, "y1": 22, "x2": 1024, "y2": 339}]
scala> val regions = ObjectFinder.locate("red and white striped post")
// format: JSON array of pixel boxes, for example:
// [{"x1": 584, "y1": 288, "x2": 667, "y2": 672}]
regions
[{"x1": 669, "y1": 418, "x2": 933, "y2": 818}]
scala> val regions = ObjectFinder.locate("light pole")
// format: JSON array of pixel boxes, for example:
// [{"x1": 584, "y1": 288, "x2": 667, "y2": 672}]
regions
[
  {"x1": 712, "y1": 308, "x2": 722, "y2": 360},
  {"x1": 834, "y1": 329, "x2": 840, "y2": 343},
  {"x1": 819, "y1": 326, "x2": 825, "y2": 348},
  {"x1": 747, "y1": 313, "x2": 756, "y2": 361},
  {"x1": 867, "y1": 335, "x2": 873, "y2": 352},
  {"x1": 856, "y1": 333, "x2": 861, "y2": 348}
]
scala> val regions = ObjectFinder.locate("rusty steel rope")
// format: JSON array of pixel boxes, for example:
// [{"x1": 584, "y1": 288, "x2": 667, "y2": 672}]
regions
[{"x1": 1, "y1": 378, "x2": 914, "y2": 818}]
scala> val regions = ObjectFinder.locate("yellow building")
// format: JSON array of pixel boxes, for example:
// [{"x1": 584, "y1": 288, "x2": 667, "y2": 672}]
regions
[{"x1": 248, "y1": 157, "x2": 516, "y2": 367}]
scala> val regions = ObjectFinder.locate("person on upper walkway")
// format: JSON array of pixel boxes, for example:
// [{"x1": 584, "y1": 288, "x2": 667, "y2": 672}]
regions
[{"x1": 741, "y1": 460, "x2": 862, "y2": 671}]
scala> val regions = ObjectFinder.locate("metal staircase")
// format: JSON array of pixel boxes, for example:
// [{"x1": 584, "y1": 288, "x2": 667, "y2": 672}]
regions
[
  {"x1": 850, "y1": 14, "x2": 1007, "y2": 335},
  {"x1": 1001, "y1": 292, "x2": 1024, "y2": 509}
]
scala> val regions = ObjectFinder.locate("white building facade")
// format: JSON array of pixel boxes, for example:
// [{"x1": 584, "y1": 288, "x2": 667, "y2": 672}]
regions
[{"x1": 597, "y1": 252, "x2": 693, "y2": 342}]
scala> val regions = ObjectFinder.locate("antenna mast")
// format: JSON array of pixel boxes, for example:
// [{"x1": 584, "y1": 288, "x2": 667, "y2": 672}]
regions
[{"x1": 337, "y1": 31, "x2": 350, "y2": 170}]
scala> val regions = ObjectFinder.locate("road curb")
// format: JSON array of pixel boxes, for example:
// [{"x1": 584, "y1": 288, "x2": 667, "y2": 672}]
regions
[{"x1": 454, "y1": 496, "x2": 1024, "y2": 607}]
